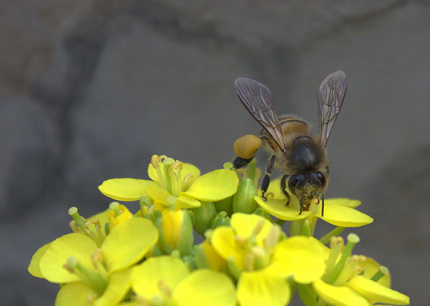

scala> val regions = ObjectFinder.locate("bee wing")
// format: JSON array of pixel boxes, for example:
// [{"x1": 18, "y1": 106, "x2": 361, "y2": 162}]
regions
[
  {"x1": 235, "y1": 77, "x2": 288, "y2": 152},
  {"x1": 317, "y1": 70, "x2": 347, "y2": 148}
]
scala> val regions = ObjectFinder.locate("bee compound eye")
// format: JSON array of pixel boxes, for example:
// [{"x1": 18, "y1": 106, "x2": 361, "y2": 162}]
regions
[
  {"x1": 288, "y1": 174, "x2": 303, "y2": 194},
  {"x1": 315, "y1": 172, "x2": 326, "y2": 187}
]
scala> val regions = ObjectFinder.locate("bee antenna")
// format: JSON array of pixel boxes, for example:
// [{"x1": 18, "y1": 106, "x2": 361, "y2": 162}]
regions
[{"x1": 321, "y1": 195, "x2": 325, "y2": 217}]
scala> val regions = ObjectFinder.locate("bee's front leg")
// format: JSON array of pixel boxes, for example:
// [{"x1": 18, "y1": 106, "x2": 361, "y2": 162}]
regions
[
  {"x1": 261, "y1": 155, "x2": 276, "y2": 201},
  {"x1": 280, "y1": 174, "x2": 290, "y2": 206}
]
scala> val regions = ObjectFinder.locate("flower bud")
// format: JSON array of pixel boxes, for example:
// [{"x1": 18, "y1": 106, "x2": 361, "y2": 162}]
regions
[
  {"x1": 155, "y1": 209, "x2": 194, "y2": 256},
  {"x1": 210, "y1": 211, "x2": 231, "y2": 229},
  {"x1": 233, "y1": 178, "x2": 258, "y2": 214},
  {"x1": 214, "y1": 196, "x2": 233, "y2": 216},
  {"x1": 192, "y1": 201, "x2": 216, "y2": 236}
]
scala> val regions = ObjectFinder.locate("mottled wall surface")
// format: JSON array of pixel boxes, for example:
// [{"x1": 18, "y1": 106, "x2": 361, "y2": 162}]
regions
[{"x1": 1, "y1": 0, "x2": 428, "y2": 304}]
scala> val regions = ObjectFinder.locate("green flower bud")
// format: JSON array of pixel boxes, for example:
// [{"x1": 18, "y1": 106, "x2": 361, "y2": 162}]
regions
[
  {"x1": 214, "y1": 196, "x2": 233, "y2": 216},
  {"x1": 232, "y1": 178, "x2": 258, "y2": 214},
  {"x1": 192, "y1": 201, "x2": 216, "y2": 236},
  {"x1": 210, "y1": 211, "x2": 231, "y2": 229}
]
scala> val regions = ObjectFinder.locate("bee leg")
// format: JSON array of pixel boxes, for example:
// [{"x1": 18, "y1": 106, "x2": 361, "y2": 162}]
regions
[
  {"x1": 261, "y1": 155, "x2": 276, "y2": 201},
  {"x1": 280, "y1": 174, "x2": 290, "y2": 206},
  {"x1": 233, "y1": 156, "x2": 253, "y2": 169},
  {"x1": 299, "y1": 194, "x2": 304, "y2": 215}
]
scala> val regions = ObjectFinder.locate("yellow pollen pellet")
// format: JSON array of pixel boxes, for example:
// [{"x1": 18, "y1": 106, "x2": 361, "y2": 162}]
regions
[{"x1": 234, "y1": 134, "x2": 262, "y2": 159}]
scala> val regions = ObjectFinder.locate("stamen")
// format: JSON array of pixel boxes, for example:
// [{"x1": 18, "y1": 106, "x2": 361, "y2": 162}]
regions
[
  {"x1": 182, "y1": 173, "x2": 194, "y2": 190},
  {"x1": 251, "y1": 220, "x2": 265, "y2": 236},
  {"x1": 69, "y1": 220, "x2": 80, "y2": 233},
  {"x1": 324, "y1": 234, "x2": 360, "y2": 285},
  {"x1": 169, "y1": 161, "x2": 182, "y2": 196},
  {"x1": 264, "y1": 224, "x2": 281, "y2": 249},
  {"x1": 158, "y1": 279, "x2": 173, "y2": 297}
]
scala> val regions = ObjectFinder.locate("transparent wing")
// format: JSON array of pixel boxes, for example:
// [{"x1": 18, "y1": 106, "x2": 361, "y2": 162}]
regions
[
  {"x1": 235, "y1": 77, "x2": 288, "y2": 152},
  {"x1": 317, "y1": 70, "x2": 347, "y2": 148}
]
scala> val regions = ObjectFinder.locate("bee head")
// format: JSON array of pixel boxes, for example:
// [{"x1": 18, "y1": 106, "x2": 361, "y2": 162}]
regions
[{"x1": 287, "y1": 172, "x2": 326, "y2": 199}]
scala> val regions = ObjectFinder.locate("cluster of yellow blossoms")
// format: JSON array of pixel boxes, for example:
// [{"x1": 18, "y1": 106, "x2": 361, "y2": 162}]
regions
[{"x1": 28, "y1": 155, "x2": 410, "y2": 306}]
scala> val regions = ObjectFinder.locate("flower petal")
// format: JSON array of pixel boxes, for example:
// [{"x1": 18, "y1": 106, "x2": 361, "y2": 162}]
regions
[
  {"x1": 174, "y1": 269, "x2": 236, "y2": 306},
  {"x1": 102, "y1": 218, "x2": 158, "y2": 273},
  {"x1": 313, "y1": 279, "x2": 370, "y2": 306},
  {"x1": 230, "y1": 213, "x2": 273, "y2": 246},
  {"x1": 146, "y1": 185, "x2": 170, "y2": 206},
  {"x1": 98, "y1": 178, "x2": 158, "y2": 201},
  {"x1": 94, "y1": 269, "x2": 133, "y2": 306},
  {"x1": 237, "y1": 269, "x2": 291, "y2": 306},
  {"x1": 39, "y1": 234, "x2": 98, "y2": 283},
  {"x1": 211, "y1": 226, "x2": 246, "y2": 270},
  {"x1": 176, "y1": 194, "x2": 202, "y2": 209},
  {"x1": 255, "y1": 197, "x2": 309, "y2": 221},
  {"x1": 357, "y1": 257, "x2": 390, "y2": 288},
  {"x1": 269, "y1": 236, "x2": 326, "y2": 284},
  {"x1": 28, "y1": 242, "x2": 51, "y2": 278},
  {"x1": 55, "y1": 282, "x2": 97, "y2": 306},
  {"x1": 181, "y1": 169, "x2": 238, "y2": 202},
  {"x1": 132, "y1": 256, "x2": 189, "y2": 299},
  {"x1": 320, "y1": 205, "x2": 373, "y2": 227},
  {"x1": 325, "y1": 198, "x2": 361, "y2": 208},
  {"x1": 346, "y1": 275, "x2": 410, "y2": 305}
]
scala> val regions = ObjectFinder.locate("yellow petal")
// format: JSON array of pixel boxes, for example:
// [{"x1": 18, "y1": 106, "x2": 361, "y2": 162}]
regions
[
  {"x1": 196, "y1": 240, "x2": 227, "y2": 271},
  {"x1": 55, "y1": 282, "x2": 97, "y2": 306},
  {"x1": 181, "y1": 169, "x2": 238, "y2": 202},
  {"x1": 346, "y1": 275, "x2": 410, "y2": 305},
  {"x1": 325, "y1": 198, "x2": 361, "y2": 208},
  {"x1": 146, "y1": 185, "x2": 170, "y2": 205},
  {"x1": 175, "y1": 194, "x2": 202, "y2": 208},
  {"x1": 237, "y1": 269, "x2": 291, "y2": 306},
  {"x1": 28, "y1": 242, "x2": 51, "y2": 278},
  {"x1": 320, "y1": 205, "x2": 373, "y2": 227},
  {"x1": 132, "y1": 256, "x2": 189, "y2": 299},
  {"x1": 357, "y1": 258, "x2": 390, "y2": 288},
  {"x1": 230, "y1": 213, "x2": 273, "y2": 246},
  {"x1": 211, "y1": 226, "x2": 246, "y2": 269},
  {"x1": 313, "y1": 279, "x2": 370, "y2": 306},
  {"x1": 39, "y1": 234, "x2": 98, "y2": 283},
  {"x1": 174, "y1": 269, "x2": 236, "y2": 306},
  {"x1": 148, "y1": 162, "x2": 201, "y2": 182},
  {"x1": 264, "y1": 177, "x2": 284, "y2": 199},
  {"x1": 98, "y1": 178, "x2": 158, "y2": 201},
  {"x1": 102, "y1": 218, "x2": 158, "y2": 273},
  {"x1": 255, "y1": 197, "x2": 309, "y2": 221},
  {"x1": 94, "y1": 269, "x2": 133, "y2": 306},
  {"x1": 269, "y1": 236, "x2": 326, "y2": 283}
]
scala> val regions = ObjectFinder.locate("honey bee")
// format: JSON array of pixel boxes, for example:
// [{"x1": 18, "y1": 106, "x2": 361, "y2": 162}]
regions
[{"x1": 233, "y1": 71, "x2": 347, "y2": 215}]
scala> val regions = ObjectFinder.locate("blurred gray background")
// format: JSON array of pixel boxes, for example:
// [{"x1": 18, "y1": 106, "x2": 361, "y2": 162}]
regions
[{"x1": 1, "y1": 0, "x2": 428, "y2": 305}]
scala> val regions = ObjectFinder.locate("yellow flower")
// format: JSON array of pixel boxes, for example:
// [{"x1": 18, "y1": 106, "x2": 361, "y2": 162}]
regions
[
  {"x1": 132, "y1": 256, "x2": 236, "y2": 306},
  {"x1": 209, "y1": 213, "x2": 327, "y2": 306},
  {"x1": 255, "y1": 178, "x2": 373, "y2": 233},
  {"x1": 28, "y1": 217, "x2": 158, "y2": 306},
  {"x1": 299, "y1": 234, "x2": 410, "y2": 306},
  {"x1": 98, "y1": 155, "x2": 238, "y2": 209},
  {"x1": 155, "y1": 207, "x2": 194, "y2": 256}
]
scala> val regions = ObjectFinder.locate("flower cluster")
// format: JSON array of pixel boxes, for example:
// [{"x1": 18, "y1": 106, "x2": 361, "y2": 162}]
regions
[{"x1": 29, "y1": 155, "x2": 410, "y2": 306}]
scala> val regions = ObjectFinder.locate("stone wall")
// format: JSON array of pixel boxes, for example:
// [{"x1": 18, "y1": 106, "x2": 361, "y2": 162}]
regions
[{"x1": 1, "y1": 0, "x2": 427, "y2": 304}]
